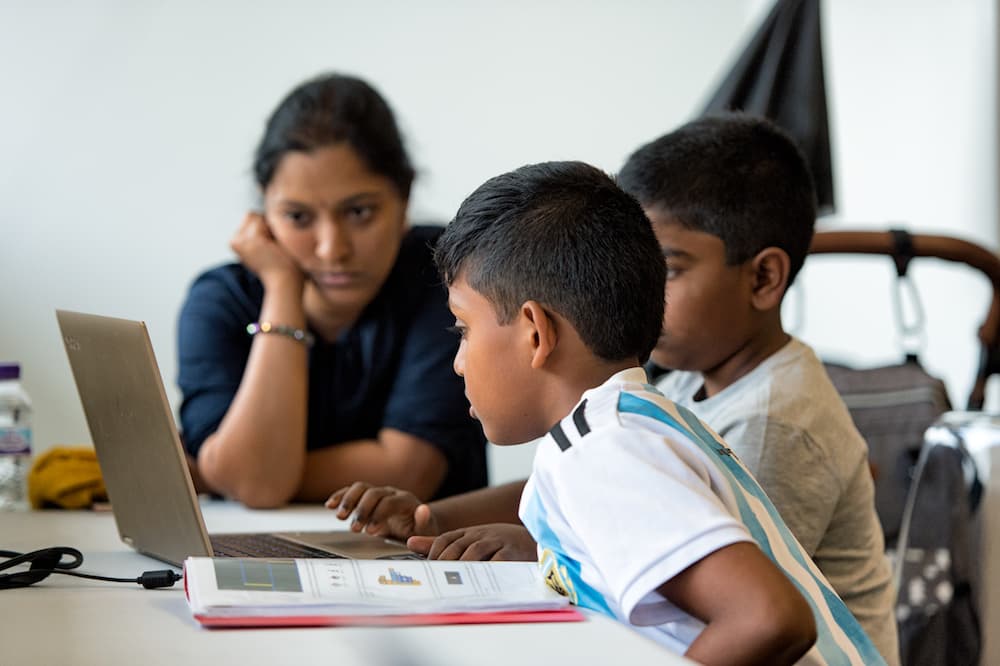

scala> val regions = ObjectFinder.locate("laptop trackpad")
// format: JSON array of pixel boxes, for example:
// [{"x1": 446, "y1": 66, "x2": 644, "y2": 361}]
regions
[{"x1": 277, "y1": 531, "x2": 423, "y2": 560}]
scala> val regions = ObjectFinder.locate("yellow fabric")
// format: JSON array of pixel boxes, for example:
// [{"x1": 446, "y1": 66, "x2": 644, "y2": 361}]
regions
[{"x1": 27, "y1": 446, "x2": 107, "y2": 509}]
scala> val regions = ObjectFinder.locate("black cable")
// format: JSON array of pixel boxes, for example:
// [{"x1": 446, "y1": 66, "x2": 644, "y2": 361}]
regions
[{"x1": 0, "y1": 547, "x2": 181, "y2": 590}]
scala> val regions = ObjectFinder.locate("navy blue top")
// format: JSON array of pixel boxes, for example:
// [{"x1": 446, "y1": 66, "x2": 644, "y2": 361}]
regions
[{"x1": 176, "y1": 226, "x2": 488, "y2": 499}]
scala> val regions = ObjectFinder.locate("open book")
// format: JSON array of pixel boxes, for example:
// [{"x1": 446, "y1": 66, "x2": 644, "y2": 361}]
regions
[{"x1": 184, "y1": 557, "x2": 584, "y2": 628}]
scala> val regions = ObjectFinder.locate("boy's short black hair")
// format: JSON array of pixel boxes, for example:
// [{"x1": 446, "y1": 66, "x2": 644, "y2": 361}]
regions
[
  {"x1": 435, "y1": 161, "x2": 666, "y2": 364},
  {"x1": 618, "y1": 113, "x2": 817, "y2": 284}
]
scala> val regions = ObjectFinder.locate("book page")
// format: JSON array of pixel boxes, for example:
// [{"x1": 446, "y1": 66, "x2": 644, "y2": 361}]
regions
[{"x1": 185, "y1": 557, "x2": 570, "y2": 618}]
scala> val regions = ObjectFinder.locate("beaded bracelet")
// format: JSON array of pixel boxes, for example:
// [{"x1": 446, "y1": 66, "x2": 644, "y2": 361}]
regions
[{"x1": 246, "y1": 321, "x2": 315, "y2": 347}]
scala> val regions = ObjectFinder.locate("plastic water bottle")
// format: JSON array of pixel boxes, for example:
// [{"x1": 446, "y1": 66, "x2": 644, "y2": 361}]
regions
[{"x1": 0, "y1": 363, "x2": 32, "y2": 510}]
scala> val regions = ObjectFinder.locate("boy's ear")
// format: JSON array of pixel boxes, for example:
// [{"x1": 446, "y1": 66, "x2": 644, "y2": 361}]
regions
[
  {"x1": 520, "y1": 300, "x2": 557, "y2": 370},
  {"x1": 749, "y1": 247, "x2": 790, "y2": 311}
]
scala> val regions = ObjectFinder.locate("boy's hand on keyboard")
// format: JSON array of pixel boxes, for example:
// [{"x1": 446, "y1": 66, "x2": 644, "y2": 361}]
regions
[
  {"x1": 407, "y1": 524, "x2": 537, "y2": 562},
  {"x1": 326, "y1": 483, "x2": 440, "y2": 541}
]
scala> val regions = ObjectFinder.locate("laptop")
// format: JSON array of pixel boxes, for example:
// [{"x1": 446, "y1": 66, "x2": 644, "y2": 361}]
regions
[{"x1": 56, "y1": 309, "x2": 421, "y2": 567}]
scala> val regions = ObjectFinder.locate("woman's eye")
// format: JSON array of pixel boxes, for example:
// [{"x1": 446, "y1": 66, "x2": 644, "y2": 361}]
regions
[
  {"x1": 345, "y1": 205, "x2": 375, "y2": 224},
  {"x1": 446, "y1": 325, "x2": 467, "y2": 339},
  {"x1": 284, "y1": 210, "x2": 312, "y2": 227}
]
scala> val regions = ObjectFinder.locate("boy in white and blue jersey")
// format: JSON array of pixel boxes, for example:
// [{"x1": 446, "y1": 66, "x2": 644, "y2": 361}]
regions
[
  {"x1": 421, "y1": 161, "x2": 883, "y2": 664},
  {"x1": 522, "y1": 368, "x2": 879, "y2": 663}
]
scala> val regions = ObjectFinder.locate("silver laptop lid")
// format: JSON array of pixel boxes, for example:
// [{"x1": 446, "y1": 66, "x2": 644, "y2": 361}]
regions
[{"x1": 57, "y1": 309, "x2": 213, "y2": 566}]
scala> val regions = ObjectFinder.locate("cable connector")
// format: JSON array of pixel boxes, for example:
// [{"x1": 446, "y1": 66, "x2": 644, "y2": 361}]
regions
[
  {"x1": 1, "y1": 547, "x2": 183, "y2": 590},
  {"x1": 137, "y1": 570, "x2": 182, "y2": 589}
]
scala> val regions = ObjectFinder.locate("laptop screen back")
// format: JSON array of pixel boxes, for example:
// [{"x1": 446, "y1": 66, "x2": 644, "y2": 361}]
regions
[{"x1": 57, "y1": 309, "x2": 213, "y2": 565}]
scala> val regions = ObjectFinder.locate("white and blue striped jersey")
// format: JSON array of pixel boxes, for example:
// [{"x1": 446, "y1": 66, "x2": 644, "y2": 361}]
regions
[{"x1": 519, "y1": 367, "x2": 884, "y2": 665}]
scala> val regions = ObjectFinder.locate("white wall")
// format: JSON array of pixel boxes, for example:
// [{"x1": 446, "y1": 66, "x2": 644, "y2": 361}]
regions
[{"x1": 1, "y1": 0, "x2": 996, "y2": 486}]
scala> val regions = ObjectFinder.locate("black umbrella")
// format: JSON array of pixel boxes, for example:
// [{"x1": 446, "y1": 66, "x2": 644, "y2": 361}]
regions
[{"x1": 702, "y1": 0, "x2": 834, "y2": 214}]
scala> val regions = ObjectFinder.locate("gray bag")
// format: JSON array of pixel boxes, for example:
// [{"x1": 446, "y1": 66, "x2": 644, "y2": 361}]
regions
[{"x1": 823, "y1": 359, "x2": 952, "y2": 548}]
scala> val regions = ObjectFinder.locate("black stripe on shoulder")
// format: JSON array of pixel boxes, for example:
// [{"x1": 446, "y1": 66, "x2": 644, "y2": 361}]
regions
[
  {"x1": 549, "y1": 422, "x2": 573, "y2": 451},
  {"x1": 572, "y1": 399, "x2": 591, "y2": 437}
]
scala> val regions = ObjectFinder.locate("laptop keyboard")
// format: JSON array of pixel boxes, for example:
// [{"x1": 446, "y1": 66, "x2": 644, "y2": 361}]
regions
[{"x1": 210, "y1": 533, "x2": 342, "y2": 559}]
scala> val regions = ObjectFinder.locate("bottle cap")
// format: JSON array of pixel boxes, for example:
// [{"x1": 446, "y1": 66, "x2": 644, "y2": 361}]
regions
[{"x1": 0, "y1": 363, "x2": 21, "y2": 380}]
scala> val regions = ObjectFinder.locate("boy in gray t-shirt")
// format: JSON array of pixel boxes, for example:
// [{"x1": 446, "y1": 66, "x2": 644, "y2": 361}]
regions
[{"x1": 618, "y1": 115, "x2": 898, "y2": 664}]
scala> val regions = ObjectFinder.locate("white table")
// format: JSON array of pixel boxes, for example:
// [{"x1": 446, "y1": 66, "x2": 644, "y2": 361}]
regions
[{"x1": 1, "y1": 500, "x2": 688, "y2": 665}]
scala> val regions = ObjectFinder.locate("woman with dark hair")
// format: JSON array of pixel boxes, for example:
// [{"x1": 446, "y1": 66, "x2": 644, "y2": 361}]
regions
[{"x1": 177, "y1": 73, "x2": 487, "y2": 508}]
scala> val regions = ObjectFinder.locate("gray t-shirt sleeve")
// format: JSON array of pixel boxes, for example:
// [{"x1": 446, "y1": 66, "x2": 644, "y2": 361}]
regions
[{"x1": 740, "y1": 416, "x2": 839, "y2": 556}]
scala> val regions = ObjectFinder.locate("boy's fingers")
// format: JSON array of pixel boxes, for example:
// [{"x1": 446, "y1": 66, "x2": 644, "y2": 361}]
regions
[
  {"x1": 438, "y1": 534, "x2": 482, "y2": 561},
  {"x1": 375, "y1": 499, "x2": 418, "y2": 540},
  {"x1": 324, "y1": 487, "x2": 348, "y2": 509},
  {"x1": 413, "y1": 504, "x2": 438, "y2": 536},
  {"x1": 459, "y1": 539, "x2": 502, "y2": 561},
  {"x1": 406, "y1": 535, "x2": 435, "y2": 556},
  {"x1": 352, "y1": 487, "x2": 394, "y2": 525},
  {"x1": 492, "y1": 547, "x2": 519, "y2": 562},
  {"x1": 334, "y1": 482, "x2": 373, "y2": 519},
  {"x1": 427, "y1": 530, "x2": 468, "y2": 560}
]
